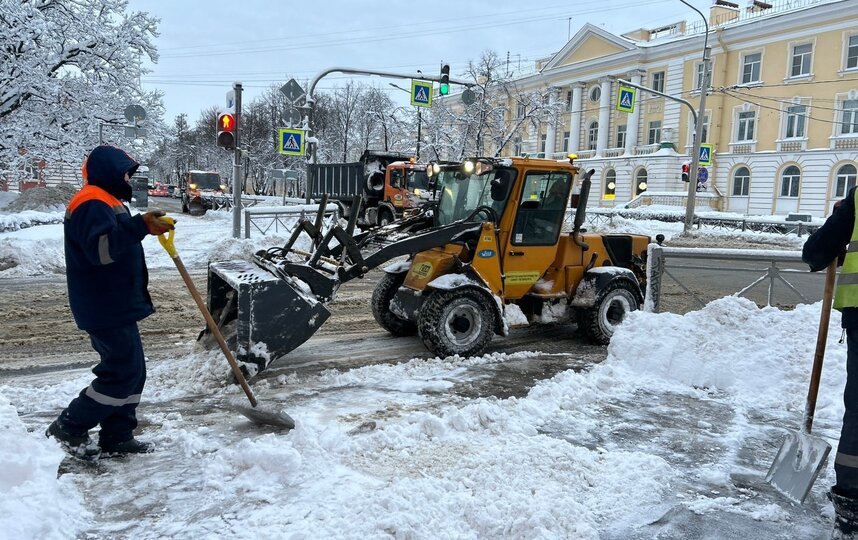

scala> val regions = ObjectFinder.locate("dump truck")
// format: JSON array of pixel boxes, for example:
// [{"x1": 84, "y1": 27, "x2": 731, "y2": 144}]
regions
[
  {"x1": 204, "y1": 155, "x2": 652, "y2": 372},
  {"x1": 309, "y1": 150, "x2": 431, "y2": 229},
  {"x1": 180, "y1": 170, "x2": 227, "y2": 215}
]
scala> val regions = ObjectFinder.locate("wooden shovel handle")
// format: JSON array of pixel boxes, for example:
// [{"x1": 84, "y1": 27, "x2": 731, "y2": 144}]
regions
[
  {"x1": 171, "y1": 255, "x2": 257, "y2": 408},
  {"x1": 804, "y1": 261, "x2": 837, "y2": 433}
]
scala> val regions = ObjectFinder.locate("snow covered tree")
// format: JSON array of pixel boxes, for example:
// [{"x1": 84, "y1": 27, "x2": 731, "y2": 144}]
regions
[{"x1": 0, "y1": 0, "x2": 160, "y2": 175}]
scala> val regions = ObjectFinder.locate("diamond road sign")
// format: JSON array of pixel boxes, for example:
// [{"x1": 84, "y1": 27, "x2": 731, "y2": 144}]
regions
[
  {"x1": 280, "y1": 79, "x2": 305, "y2": 104},
  {"x1": 616, "y1": 86, "x2": 636, "y2": 113},
  {"x1": 278, "y1": 128, "x2": 305, "y2": 156},
  {"x1": 411, "y1": 80, "x2": 433, "y2": 108}
]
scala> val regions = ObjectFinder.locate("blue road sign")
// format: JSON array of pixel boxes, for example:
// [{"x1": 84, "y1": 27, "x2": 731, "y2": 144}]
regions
[
  {"x1": 699, "y1": 144, "x2": 713, "y2": 166},
  {"x1": 411, "y1": 80, "x2": 433, "y2": 108},
  {"x1": 278, "y1": 128, "x2": 305, "y2": 156},
  {"x1": 617, "y1": 86, "x2": 636, "y2": 113}
]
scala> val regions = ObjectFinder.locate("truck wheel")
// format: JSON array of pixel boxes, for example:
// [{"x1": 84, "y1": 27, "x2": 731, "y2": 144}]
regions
[
  {"x1": 371, "y1": 272, "x2": 417, "y2": 336},
  {"x1": 379, "y1": 209, "x2": 394, "y2": 227},
  {"x1": 578, "y1": 280, "x2": 640, "y2": 345},
  {"x1": 418, "y1": 289, "x2": 495, "y2": 358}
]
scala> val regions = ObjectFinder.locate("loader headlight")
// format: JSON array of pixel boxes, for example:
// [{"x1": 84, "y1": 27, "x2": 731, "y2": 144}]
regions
[
  {"x1": 413, "y1": 188, "x2": 422, "y2": 196},
  {"x1": 189, "y1": 183, "x2": 198, "y2": 189},
  {"x1": 220, "y1": 184, "x2": 228, "y2": 191},
  {"x1": 462, "y1": 160, "x2": 475, "y2": 175}
]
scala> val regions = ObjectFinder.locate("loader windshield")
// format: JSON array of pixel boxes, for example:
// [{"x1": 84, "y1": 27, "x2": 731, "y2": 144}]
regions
[{"x1": 435, "y1": 168, "x2": 516, "y2": 226}]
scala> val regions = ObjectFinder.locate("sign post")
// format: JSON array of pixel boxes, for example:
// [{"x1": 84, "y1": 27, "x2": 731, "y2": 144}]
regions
[{"x1": 231, "y1": 82, "x2": 243, "y2": 239}]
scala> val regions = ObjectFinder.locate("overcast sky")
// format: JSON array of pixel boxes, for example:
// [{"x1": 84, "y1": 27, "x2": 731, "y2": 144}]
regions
[{"x1": 127, "y1": 0, "x2": 711, "y2": 124}]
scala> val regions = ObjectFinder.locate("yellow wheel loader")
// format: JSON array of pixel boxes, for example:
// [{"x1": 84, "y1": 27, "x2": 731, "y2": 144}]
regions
[{"x1": 204, "y1": 155, "x2": 651, "y2": 371}]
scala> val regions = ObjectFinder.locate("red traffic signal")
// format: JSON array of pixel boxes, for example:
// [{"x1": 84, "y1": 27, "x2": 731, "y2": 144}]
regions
[
  {"x1": 681, "y1": 163, "x2": 690, "y2": 182},
  {"x1": 217, "y1": 113, "x2": 236, "y2": 149}
]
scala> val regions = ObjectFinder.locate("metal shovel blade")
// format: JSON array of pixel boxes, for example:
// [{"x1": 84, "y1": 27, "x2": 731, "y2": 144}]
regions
[
  {"x1": 766, "y1": 430, "x2": 832, "y2": 503},
  {"x1": 235, "y1": 404, "x2": 296, "y2": 429}
]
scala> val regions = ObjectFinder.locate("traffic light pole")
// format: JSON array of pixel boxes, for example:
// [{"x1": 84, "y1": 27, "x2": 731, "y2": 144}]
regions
[{"x1": 231, "y1": 82, "x2": 243, "y2": 239}]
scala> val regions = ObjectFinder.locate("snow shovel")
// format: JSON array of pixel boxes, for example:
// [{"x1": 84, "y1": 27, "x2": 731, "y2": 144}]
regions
[
  {"x1": 766, "y1": 260, "x2": 836, "y2": 503},
  {"x1": 157, "y1": 219, "x2": 295, "y2": 429}
]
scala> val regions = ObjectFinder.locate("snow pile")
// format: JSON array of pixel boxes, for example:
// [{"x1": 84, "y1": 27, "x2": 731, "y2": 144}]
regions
[
  {"x1": 0, "y1": 395, "x2": 89, "y2": 539},
  {"x1": 0, "y1": 191, "x2": 17, "y2": 209},
  {"x1": 6, "y1": 184, "x2": 77, "y2": 213}
]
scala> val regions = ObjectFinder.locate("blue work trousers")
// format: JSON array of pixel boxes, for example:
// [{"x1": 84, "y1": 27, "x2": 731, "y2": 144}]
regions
[{"x1": 58, "y1": 323, "x2": 147, "y2": 446}]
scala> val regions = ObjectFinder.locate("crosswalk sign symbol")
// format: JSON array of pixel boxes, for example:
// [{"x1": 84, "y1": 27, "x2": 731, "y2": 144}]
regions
[
  {"x1": 278, "y1": 128, "x2": 305, "y2": 156},
  {"x1": 698, "y1": 143, "x2": 713, "y2": 166},
  {"x1": 616, "y1": 85, "x2": 636, "y2": 113},
  {"x1": 411, "y1": 80, "x2": 433, "y2": 108}
]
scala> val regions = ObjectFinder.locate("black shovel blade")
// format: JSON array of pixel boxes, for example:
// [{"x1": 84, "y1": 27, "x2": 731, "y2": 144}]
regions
[
  {"x1": 766, "y1": 430, "x2": 832, "y2": 503},
  {"x1": 235, "y1": 404, "x2": 296, "y2": 429}
]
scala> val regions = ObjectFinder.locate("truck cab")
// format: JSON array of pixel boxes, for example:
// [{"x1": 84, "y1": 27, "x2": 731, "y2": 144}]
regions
[{"x1": 180, "y1": 170, "x2": 226, "y2": 215}]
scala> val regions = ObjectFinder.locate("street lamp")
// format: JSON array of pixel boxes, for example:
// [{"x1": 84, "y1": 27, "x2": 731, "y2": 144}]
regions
[
  {"x1": 679, "y1": 0, "x2": 712, "y2": 234},
  {"x1": 389, "y1": 82, "x2": 422, "y2": 159}
]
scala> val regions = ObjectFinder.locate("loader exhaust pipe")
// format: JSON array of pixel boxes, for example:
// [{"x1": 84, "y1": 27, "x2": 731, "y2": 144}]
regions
[{"x1": 572, "y1": 169, "x2": 595, "y2": 250}]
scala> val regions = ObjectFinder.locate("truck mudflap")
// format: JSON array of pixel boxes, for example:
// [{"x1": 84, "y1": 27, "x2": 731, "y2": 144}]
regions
[
  {"x1": 207, "y1": 260, "x2": 330, "y2": 371},
  {"x1": 569, "y1": 267, "x2": 641, "y2": 308}
]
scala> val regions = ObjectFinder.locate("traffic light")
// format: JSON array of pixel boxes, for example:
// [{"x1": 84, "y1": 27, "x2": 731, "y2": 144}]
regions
[
  {"x1": 217, "y1": 112, "x2": 236, "y2": 149},
  {"x1": 681, "y1": 163, "x2": 690, "y2": 183},
  {"x1": 439, "y1": 64, "x2": 450, "y2": 96}
]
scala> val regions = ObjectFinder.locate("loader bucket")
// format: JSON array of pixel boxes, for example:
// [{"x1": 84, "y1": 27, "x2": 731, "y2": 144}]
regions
[
  {"x1": 188, "y1": 196, "x2": 207, "y2": 216},
  {"x1": 206, "y1": 260, "x2": 330, "y2": 371}
]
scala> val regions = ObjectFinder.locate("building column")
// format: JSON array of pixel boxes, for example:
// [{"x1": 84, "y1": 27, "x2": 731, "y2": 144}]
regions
[
  {"x1": 543, "y1": 87, "x2": 559, "y2": 157},
  {"x1": 568, "y1": 83, "x2": 585, "y2": 152},
  {"x1": 624, "y1": 70, "x2": 646, "y2": 156},
  {"x1": 596, "y1": 77, "x2": 612, "y2": 156}
]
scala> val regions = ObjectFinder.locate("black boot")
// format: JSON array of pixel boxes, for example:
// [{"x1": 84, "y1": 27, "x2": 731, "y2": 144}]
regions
[
  {"x1": 99, "y1": 438, "x2": 154, "y2": 456},
  {"x1": 45, "y1": 420, "x2": 100, "y2": 459},
  {"x1": 830, "y1": 487, "x2": 858, "y2": 539}
]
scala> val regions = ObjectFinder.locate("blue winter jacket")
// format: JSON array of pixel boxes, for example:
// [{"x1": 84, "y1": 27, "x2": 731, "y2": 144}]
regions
[{"x1": 64, "y1": 146, "x2": 154, "y2": 331}]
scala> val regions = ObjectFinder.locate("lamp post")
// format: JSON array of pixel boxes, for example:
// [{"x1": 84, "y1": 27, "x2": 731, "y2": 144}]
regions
[
  {"x1": 679, "y1": 0, "x2": 711, "y2": 234},
  {"x1": 389, "y1": 82, "x2": 422, "y2": 159}
]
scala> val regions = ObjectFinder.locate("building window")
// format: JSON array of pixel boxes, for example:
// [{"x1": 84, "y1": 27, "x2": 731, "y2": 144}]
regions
[
  {"x1": 565, "y1": 90, "x2": 573, "y2": 111},
  {"x1": 604, "y1": 169, "x2": 616, "y2": 199},
  {"x1": 732, "y1": 166, "x2": 750, "y2": 196},
  {"x1": 836, "y1": 164, "x2": 858, "y2": 198},
  {"x1": 635, "y1": 169, "x2": 648, "y2": 196},
  {"x1": 784, "y1": 104, "x2": 808, "y2": 139},
  {"x1": 562, "y1": 131, "x2": 570, "y2": 152},
  {"x1": 841, "y1": 99, "x2": 858, "y2": 135},
  {"x1": 589, "y1": 86, "x2": 601, "y2": 102},
  {"x1": 513, "y1": 136, "x2": 522, "y2": 156},
  {"x1": 848, "y1": 35, "x2": 858, "y2": 70},
  {"x1": 587, "y1": 121, "x2": 598, "y2": 150},
  {"x1": 737, "y1": 111, "x2": 756, "y2": 142},
  {"x1": 695, "y1": 62, "x2": 706, "y2": 90},
  {"x1": 651, "y1": 71, "x2": 665, "y2": 93},
  {"x1": 689, "y1": 113, "x2": 710, "y2": 145},
  {"x1": 780, "y1": 165, "x2": 801, "y2": 197},
  {"x1": 539, "y1": 133, "x2": 547, "y2": 154},
  {"x1": 647, "y1": 121, "x2": 661, "y2": 145},
  {"x1": 742, "y1": 52, "x2": 762, "y2": 84},
  {"x1": 790, "y1": 43, "x2": 813, "y2": 78},
  {"x1": 516, "y1": 103, "x2": 526, "y2": 119},
  {"x1": 616, "y1": 124, "x2": 627, "y2": 149}
]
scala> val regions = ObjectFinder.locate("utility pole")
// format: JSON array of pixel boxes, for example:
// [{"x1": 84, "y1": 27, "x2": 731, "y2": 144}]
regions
[
  {"x1": 680, "y1": 0, "x2": 711, "y2": 234},
  {"x1": 231, "y1": 82, "x2": 243, "y2": 239}
]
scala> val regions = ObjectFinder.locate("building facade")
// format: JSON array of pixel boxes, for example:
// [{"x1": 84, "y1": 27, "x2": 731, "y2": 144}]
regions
[{"x1": 502, "y1": 0, "x2": 858, "y2": 217}]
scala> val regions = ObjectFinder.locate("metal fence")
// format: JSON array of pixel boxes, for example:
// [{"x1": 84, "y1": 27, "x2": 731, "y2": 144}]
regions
[
  {"x1": 243, "y1": 203, "x2": 339, "y2": 239},
  {"x1": 644, "y1": 244, "x2": 824, "y2": 314}
]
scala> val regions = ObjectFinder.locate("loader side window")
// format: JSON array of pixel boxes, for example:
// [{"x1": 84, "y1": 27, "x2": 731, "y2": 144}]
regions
[{"x1": 512, "y1": 171, "x2": 571, "y2": 246}]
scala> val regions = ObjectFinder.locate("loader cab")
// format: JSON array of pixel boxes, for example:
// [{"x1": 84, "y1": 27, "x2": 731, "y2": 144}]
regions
[{"x1": 429, "y1": 161, "x2": 515, "y2": 227}]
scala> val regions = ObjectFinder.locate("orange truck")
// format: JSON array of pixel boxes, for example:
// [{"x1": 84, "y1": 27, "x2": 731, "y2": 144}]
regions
[
  {"x1": 309, "y1": 150, "x2": 430, "y2": 229},
  {"x1": 180, "y1": 170, "x2": 227, "y2": 215}
]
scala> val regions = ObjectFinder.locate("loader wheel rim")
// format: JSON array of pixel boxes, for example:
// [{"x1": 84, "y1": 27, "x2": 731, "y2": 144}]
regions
[
  {"x1": 443, "y1": 304, "x2": 481, "y2": 347},
  {"x1": 600, "y1": 293, "x2": 633, "y2": 329}
]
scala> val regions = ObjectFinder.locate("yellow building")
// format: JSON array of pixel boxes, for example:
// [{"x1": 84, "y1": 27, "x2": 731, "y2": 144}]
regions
[{"x1": 502, "y1": 0, "x2": 858, "y2": 217}]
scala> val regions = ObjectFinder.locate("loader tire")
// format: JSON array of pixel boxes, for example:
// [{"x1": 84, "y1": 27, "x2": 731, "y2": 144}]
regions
[
  {"x1": 371, "y1": 272, "x2": 417, "y2": 336},
  {"x1": 578, "y1": 280, "x2": 640, "y2": 345},
  {"x1": 418, "y1": 289, "x2": 495, "y2": 358}
]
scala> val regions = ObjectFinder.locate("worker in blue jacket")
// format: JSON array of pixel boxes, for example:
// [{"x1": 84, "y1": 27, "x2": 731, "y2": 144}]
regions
[
  {"x1": 803, "y1": 186, "x2": 858, "y2": 538},
  {"x1": 46, "y1": 145, "x2": 173, "y2": 458}
]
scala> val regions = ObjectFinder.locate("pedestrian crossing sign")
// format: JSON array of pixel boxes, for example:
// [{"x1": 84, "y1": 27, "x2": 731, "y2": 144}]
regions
[
  {"x1": 699, "y1": 143, "x2": 713, "y2": 166},
  {"x1": 617, "y1": 85, "x2": 636, "y2": 113},
  {"x1": 278, "y1": 128, "x2": 305, "y2": 156},
  {"x1": 411, "y1": 80, "x2": 433, "y2": 108}
]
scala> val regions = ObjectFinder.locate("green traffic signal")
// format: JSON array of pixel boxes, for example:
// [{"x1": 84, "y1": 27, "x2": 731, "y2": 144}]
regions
[
  {"x1": 439, "y1": 63, "x2": 450, "y2": 96},
  {"x1": 439, "y1": 83, "x2": 449, "y2": 96}
]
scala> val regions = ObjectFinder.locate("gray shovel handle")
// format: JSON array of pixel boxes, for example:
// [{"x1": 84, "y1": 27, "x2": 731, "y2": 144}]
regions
[{"x1": 804, "y1": 261, "x2": 837, "y2": 434}]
